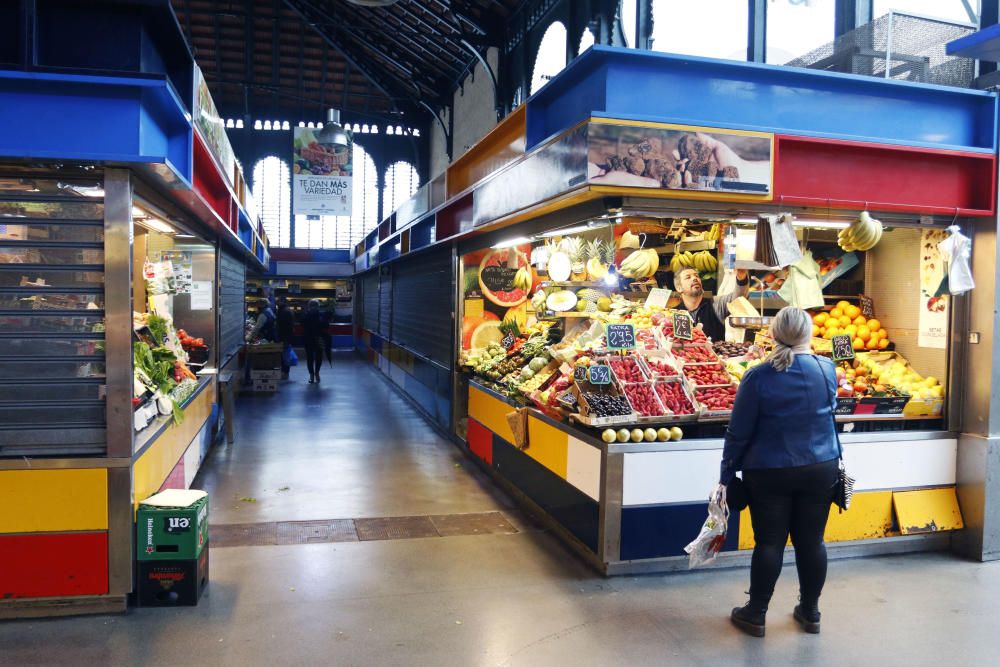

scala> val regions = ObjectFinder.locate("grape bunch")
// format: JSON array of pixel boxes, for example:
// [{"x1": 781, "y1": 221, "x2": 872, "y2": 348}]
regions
[{"x1": 583, "y1": 392, "x2": 633, "y2": 417}]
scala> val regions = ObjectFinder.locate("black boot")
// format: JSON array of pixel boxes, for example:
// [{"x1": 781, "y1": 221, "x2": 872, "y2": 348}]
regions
[
  {"x1": 793, "y1": 597, "x2": 821, "y2": 634},
  {"x1": 731, "y1": 601, "x2": 767, "y2": 637}
]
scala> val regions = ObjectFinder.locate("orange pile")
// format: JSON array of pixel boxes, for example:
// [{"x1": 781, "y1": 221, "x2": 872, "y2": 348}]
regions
[{"x1": 811, "y1": 301, "x2": 890, "y2": 350}]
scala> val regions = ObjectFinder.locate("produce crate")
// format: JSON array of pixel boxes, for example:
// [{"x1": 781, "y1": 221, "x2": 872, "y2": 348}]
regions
[
  {"x1": 855, "y1": 395, "x2": 910, "y2": 415},
  {"x1": 620, "y1": 382, "x2": 668, "y2": 419},
  {"x1": 250, "y1": 369, "x2": 281, "y2": 381},
  {"x1": 572, "y1": 381, "x2": 637, "y2": 426},
  {"x1": 637, "y1": 350, "x2": 681, "y2": 380},
  {"x1": 601, "y1": 354, "x2": 649, "y2": 385},
  {"x1": 136, "y1": 545, "x2": 209, "y2": 607},
  {"x1": 246, "y1": 343, "x2": 282, "y2": 370},
  {"x1": 670, "y1": 342, "x2": 719, "y2": 366},
  {"x1": 692, "y1": 384, "x2": 737, "y2": 417},
  {"x1": 904, "y1": 396, "x2": 944, "y2": 417},
  {"x1": 137, "y1": 490, "x2": 209, "y2": 561},
  {"x1": 682, "y1": 361, "x2": 731, "y2": 387},
  {"x1": 651, "y1": 379, "x2": 700, "y2": 422},
  {"x1": 250, "y1": 378, "x2": 277, "y2": 393}
]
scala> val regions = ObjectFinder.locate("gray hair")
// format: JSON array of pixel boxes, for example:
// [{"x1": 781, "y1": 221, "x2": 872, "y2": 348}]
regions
[
  {"x1": 769, "y1": 306, "x2": 813, "y2": 372},
  {"x1": 307, "y1": 299, "x2": 320, "y2": 311},
  {"x1": 673, "y1": 266, "x2": 698, "y2": 290}
]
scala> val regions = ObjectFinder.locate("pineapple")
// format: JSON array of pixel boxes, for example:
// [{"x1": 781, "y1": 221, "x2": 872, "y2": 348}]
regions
[
  {"x1": 586, "y1": 239, "x2": 615, "y2": 281},
  {"x1": 561, "y1": 236, "x2": 586, "y2": 280}
]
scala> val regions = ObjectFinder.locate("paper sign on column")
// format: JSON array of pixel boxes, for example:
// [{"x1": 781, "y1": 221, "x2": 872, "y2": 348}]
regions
[{"x1": 191, "y1": 281, "x2": 213, "y2": 310}]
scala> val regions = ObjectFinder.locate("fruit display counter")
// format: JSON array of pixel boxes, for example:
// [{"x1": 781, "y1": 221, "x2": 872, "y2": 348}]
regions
[{"x1": 458, "y1": 214, "x2": 964, "y2": 572}]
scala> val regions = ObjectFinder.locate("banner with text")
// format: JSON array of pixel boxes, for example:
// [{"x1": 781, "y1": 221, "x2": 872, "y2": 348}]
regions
[
  {"x1": 293, "y1": 126, "x2": 353, "y2": 216},
  {"x1": 918, "y1": 228, "x2": 950, "y2": 349}
]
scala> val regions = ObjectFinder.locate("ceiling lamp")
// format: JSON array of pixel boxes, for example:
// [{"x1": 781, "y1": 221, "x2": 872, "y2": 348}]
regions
[
  {"x1": 316, "y1": 108, "x2": 349, "y2": 148},
  {"x1": 346, "y1": 0, "x2": 399, "y2": 6}
]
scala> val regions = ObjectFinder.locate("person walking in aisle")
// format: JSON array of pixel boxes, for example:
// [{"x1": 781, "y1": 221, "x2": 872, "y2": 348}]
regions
[
  {"x1": 720, "y1": 306, "x2": 840, "y2": 637},
  {"x1": 302, "y1": 299, "x2": 327, "y2": 384},
  {"x1": 276, "y1": 298, "x2": 294, "y2": 380}
]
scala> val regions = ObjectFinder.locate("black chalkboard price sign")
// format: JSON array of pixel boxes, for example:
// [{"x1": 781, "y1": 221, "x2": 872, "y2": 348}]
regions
[
  {"x1": 606, "y1": 323, "x2": 636, "y2": 350},
  {"x1": 574, "y1": 365, "x2": 589, "y2": 382},
  {"x1": 588, "y1": 364, "x2": 612, "y2": 385},
  {"x1": 672, "y1": 311, "x2": 693, "y2": 340},
  {"x1": 479, "y1": 265, "x2": 518, "y2": 292},
  {"x1": 501, "y1": 331, "x2": 516, "y2": 350},
  {"x1": 859, "y1": 294, "x2": 875, "y2": 319},
  {"x1": 831, "y1": 334, "x2": 856, "y2": 361}
]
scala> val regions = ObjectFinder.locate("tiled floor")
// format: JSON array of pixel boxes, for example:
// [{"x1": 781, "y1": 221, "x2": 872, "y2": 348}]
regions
[{"x1": 2, "y1": 356, "x2": 998, "y2": 666}]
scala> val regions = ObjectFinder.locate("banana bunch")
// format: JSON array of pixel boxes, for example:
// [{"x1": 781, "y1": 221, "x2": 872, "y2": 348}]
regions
[
  {"x1": 838, "y1": 211, "x2": 883, "y2": 252},
  {"x1": 620, "y1": 248, "x2": 659, "y2": 279},
  {"x1": 513, "y1": 267, "x2": 532, "y2": 291},
  {"x1": 670, "y1": 250, "x2": 717, "y2": 274},
  {"x1": 705, "y1": 224, "x2": 721, "y2": 241}
]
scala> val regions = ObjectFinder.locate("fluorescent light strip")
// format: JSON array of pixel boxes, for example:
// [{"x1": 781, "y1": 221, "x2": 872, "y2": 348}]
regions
[
  {"x1": 491, "y1": 236, "x2": 532, "y2": 249},
  {"x1": 537, "y1": 223, "x2": 605, "y2": 238},
  {"x1": 731, "y1": 215, "x2": 849, "y2": 229}
]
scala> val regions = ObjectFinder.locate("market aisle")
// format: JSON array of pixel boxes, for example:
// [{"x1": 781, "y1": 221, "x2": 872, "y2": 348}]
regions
[{"x1": 197, "y1": 354, "x2": 514, "y2": 524}]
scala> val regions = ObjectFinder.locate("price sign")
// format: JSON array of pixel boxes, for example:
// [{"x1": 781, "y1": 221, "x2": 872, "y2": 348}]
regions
[
  {"x1": 557, "y1": 391, "x2": 578, "y2": 410},
  {"x1": 588, "y1": 364, "x2": 612, "y2": 385},
  {"x1": 832, "y1": 334, "x2": 855, "y2": 361},
  {"x1": 859, "y1": 294, "x2": 875, "y2": 319},
  {"x1": 672, "y1": 311, "x2": 693, "y2": 340},
  {"x1": 606, "y1": 323, "x2": 636, "y2": 350},
  {"x1": 644, "y1": 288, "x2": 672, "y2": 309},
  {"x1": 574, "y1": 365, "x2": 589, "y2": 382},
  {"x1": 501, "y1": 331, "x2": 516, "y2": 350},
  {"x1": 479, "y1": 265, "x2": 518, "y2": 292}
]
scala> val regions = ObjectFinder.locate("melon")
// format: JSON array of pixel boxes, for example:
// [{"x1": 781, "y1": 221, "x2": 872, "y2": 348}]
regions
[
  {"x1": 462, "y1": 312, "x2": 499, "y2": 348},
  {"x1": 478, "y1": 248, "x2": 529, "y2": 307},
  {"x1": 469, "y1": 320, "x2": 504, "y2": 349}
]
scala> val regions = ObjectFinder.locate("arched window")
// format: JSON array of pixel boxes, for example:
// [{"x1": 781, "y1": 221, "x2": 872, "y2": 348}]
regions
[
  {"x1": 383, "y1": 161, "x2": 420, "y2": 216},
  {"x1": 295, "y1": 143, "x2": 379, "y2": 249},
  {"x1": 251, "y1": 156, "x2": 291, "y2": 247},
  {"x1": 530, "y1": 21, "x2": 567, "y2": 95},
  {"x1": 579, "y1": 28, "x2": 596, "y2": 54},
  {"x1": 619, "y1": 0, "x2": 637, "y2": 47},
  {"x1": 874, "y1": 0, "x2": 975, "y2": 24},
  {"x1": 651, "y1": 0, "x2": 748, "y2": 61}
]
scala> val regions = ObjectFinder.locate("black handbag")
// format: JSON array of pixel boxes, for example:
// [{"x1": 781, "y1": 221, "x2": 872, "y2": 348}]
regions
[
  {"x1": 726, "y1": 476, "x2": 749, "y2": 512},
  {"x1": 817, "y1": 356, "x2": 854, "y2": 512}
]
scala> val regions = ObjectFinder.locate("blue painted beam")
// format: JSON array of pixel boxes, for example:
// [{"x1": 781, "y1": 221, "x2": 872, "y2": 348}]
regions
[
  {"x1": 947, "y1": 24, "x2": 1000, "y2": 62},
  {"x1": 526, "y1": 46, "x2": 998, "y2": 153},
  {"x1": 0, "y1": 70, "x2": 192, "y2": 185}
]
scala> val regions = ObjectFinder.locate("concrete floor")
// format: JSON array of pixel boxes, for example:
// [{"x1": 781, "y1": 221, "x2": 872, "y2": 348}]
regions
[{"x1": 2, "y1": 357, "x2": 999, "y2": 665}]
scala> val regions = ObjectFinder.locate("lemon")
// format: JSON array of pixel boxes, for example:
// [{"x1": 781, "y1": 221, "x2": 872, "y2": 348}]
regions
[{"x1": 597, "y1": 297, "x2": 612, "y2": 312}]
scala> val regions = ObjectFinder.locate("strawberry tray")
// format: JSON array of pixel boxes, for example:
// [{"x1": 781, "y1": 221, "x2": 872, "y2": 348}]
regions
[{"x1": 651, "y1": 379, "x2": 700, "y2": 422}]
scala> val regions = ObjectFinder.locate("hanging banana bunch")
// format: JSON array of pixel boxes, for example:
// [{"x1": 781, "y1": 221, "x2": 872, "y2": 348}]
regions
[
  {"x1": 838, "y1": 211, "x2": 883, "y2": 252},
  {"x1": 619, "y1": 248, "x2": 659, "y2": 279}
]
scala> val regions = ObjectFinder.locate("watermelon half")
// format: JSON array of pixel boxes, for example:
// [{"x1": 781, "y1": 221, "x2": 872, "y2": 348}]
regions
[{"x1": 478, "y1": 248, "x2": 529, "y2": 308}]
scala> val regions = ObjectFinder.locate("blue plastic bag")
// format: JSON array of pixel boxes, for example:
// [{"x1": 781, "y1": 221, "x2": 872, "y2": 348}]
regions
[{"x1": 284, "y1": 345, "x2": 298, "y2": 367}]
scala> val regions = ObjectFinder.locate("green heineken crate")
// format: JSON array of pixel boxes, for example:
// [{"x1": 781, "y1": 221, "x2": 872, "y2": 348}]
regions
[{"x1": 137, "y1": 490, "x2": 209, "y2": 561}]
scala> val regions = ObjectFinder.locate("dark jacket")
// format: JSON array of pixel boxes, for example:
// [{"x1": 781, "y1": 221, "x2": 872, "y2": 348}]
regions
[
  {"x1": 276, "y1": 306, "x2": 294, "y2": 342},
  {"x1": 676, "y1": 279, "x2": 749, "y2": 342},
  {"x1": 302, "y1": 310, "x2": 328, "y2": 349},
  {"x1": 720, "y1": 354, "x2": 840, "y2": 484}
]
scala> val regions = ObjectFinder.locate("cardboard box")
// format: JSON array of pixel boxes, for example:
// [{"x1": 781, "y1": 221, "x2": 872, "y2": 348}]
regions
[
  {"x1": 250, "y1": 369, "x2": 281, "y2": 381},
  {"x1": 136, "y1": 490, "x2": 209, "y2": 561},
  {"x1": 136, "y1": 545, "x2": 209, "y2": 607},
  {"x1": 251, "y1": 379, "x2": 277, "y2": 393}
]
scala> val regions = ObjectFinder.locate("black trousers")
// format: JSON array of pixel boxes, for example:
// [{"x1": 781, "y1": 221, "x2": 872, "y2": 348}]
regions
[
  {"x1": 742, "y1": 459, "x2": 839, "y2": 608},
  {"x1": 304, "y1": 345, "x2": 322, "y2": 377}
]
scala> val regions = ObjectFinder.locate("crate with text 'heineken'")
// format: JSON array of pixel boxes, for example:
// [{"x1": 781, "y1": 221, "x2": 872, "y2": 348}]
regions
[{"x1": 136, "y1": 489, "x2": 209, "y2": 561}]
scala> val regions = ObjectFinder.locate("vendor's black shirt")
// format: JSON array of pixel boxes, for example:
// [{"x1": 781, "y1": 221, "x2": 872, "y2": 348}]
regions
[{"x1": 678, "y1": 299, "x2": 725, "y2": 342}]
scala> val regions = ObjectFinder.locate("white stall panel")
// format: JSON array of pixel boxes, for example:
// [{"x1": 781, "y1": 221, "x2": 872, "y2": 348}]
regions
[{"x1": 567, "y1": 436, "x2": 601, "y2": 501}]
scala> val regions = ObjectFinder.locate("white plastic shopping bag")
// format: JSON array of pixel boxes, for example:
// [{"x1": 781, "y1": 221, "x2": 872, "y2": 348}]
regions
[{"x1": 684, "y1": 485, "x2": 729, "y2": 568}]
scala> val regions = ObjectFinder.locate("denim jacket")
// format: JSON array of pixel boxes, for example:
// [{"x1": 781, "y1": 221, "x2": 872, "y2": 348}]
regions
[{"x1": 719, "y1": 354, "x2": 840, "y2": 484}]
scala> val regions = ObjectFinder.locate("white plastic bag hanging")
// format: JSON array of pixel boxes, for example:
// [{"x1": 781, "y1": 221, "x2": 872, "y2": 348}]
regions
[
  {"x1": 937, "y1": 226, "x2": 975, "y2": 295},
  {"x1": 684, "y1": 485, "x2": 730, "y2": 568}
]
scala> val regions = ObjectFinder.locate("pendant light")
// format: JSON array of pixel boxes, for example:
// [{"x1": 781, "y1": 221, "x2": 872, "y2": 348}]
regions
[{"x1": 316, "y1": 109, "x2": 349, "y2": 148}]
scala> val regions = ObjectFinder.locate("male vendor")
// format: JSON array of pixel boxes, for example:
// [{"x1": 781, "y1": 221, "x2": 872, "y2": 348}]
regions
[{"x1": 673, "y1": 267, "x2": 750, "y2": 341}]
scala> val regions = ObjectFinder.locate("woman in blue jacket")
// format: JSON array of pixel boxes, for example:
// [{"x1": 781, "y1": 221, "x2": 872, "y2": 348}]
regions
[{"x1": 722, "y1": 306, "x2": 840, "y2": 637}]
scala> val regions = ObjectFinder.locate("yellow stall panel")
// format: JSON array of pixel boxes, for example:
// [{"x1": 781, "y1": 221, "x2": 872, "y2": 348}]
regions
[
  {"x1": 0, "y1": 469, "x2": 107, "y2": 533},
  {"x1": 468, "y1": 385, "x2": 516, "y2": 444},
  {"x1": 894, "y1": 488, "x2": 964, "y2": 534},
  {"x1": 525, "y1": 415, "x2": 569, "y2": 479}
]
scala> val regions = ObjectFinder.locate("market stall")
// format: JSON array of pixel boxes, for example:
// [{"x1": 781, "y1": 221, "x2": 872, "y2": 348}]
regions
[{"x1": 356, "y1": 46, "x2": 995, "y2": 574}]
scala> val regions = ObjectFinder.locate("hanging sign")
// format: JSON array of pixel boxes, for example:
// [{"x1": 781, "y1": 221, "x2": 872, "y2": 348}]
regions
[
  {"x1": 588, "y1": 365, "x2": 612, "y2": 385},
  {"x1": 606, "y1": 323, "x2": 636, "y2": 351},
  {"x1": 831, "y1": 334, "x2": 856, "y2": 361},
  {"x1": 918, "y1": 229, "x2": 950, "y2": 349},
  {"x1": 479, "y1": 266, "x2": 518, "y2": 292},
  {"x1": 292, "y1": 126, "x2": 353, "y2": 216},
  {"x1": 672, "y1": 311, "x2": 693, "y2": 340}
]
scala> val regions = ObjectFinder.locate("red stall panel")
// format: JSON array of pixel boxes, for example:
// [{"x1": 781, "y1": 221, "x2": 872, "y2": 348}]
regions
[
  {"x1": 774, "y1": 135, "x2": 996, "y2": 216},
  {"x1": 0, "y1": 532, "x2": 109, "y2": 598},
  {"x1": 467, "y1": 418, "x2": 494, "y2": 465}
]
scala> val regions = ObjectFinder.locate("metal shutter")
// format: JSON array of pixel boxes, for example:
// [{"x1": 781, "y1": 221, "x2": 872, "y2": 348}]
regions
[
  {"x1": 378, "y1": 264, "x2": 392, "y2": 338},
  {"x1": 0, "y1": 179, "x2": 107, "y2": 456},
  {"x1": 391, "y1": 248, "x2": 453, "y2": 368},
  {"x1": 218, "y1": 249, "x2": 245, "y2": 365},
  {"x1": 362, "y1": 270, "x2": 379, "y2": 332}
]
